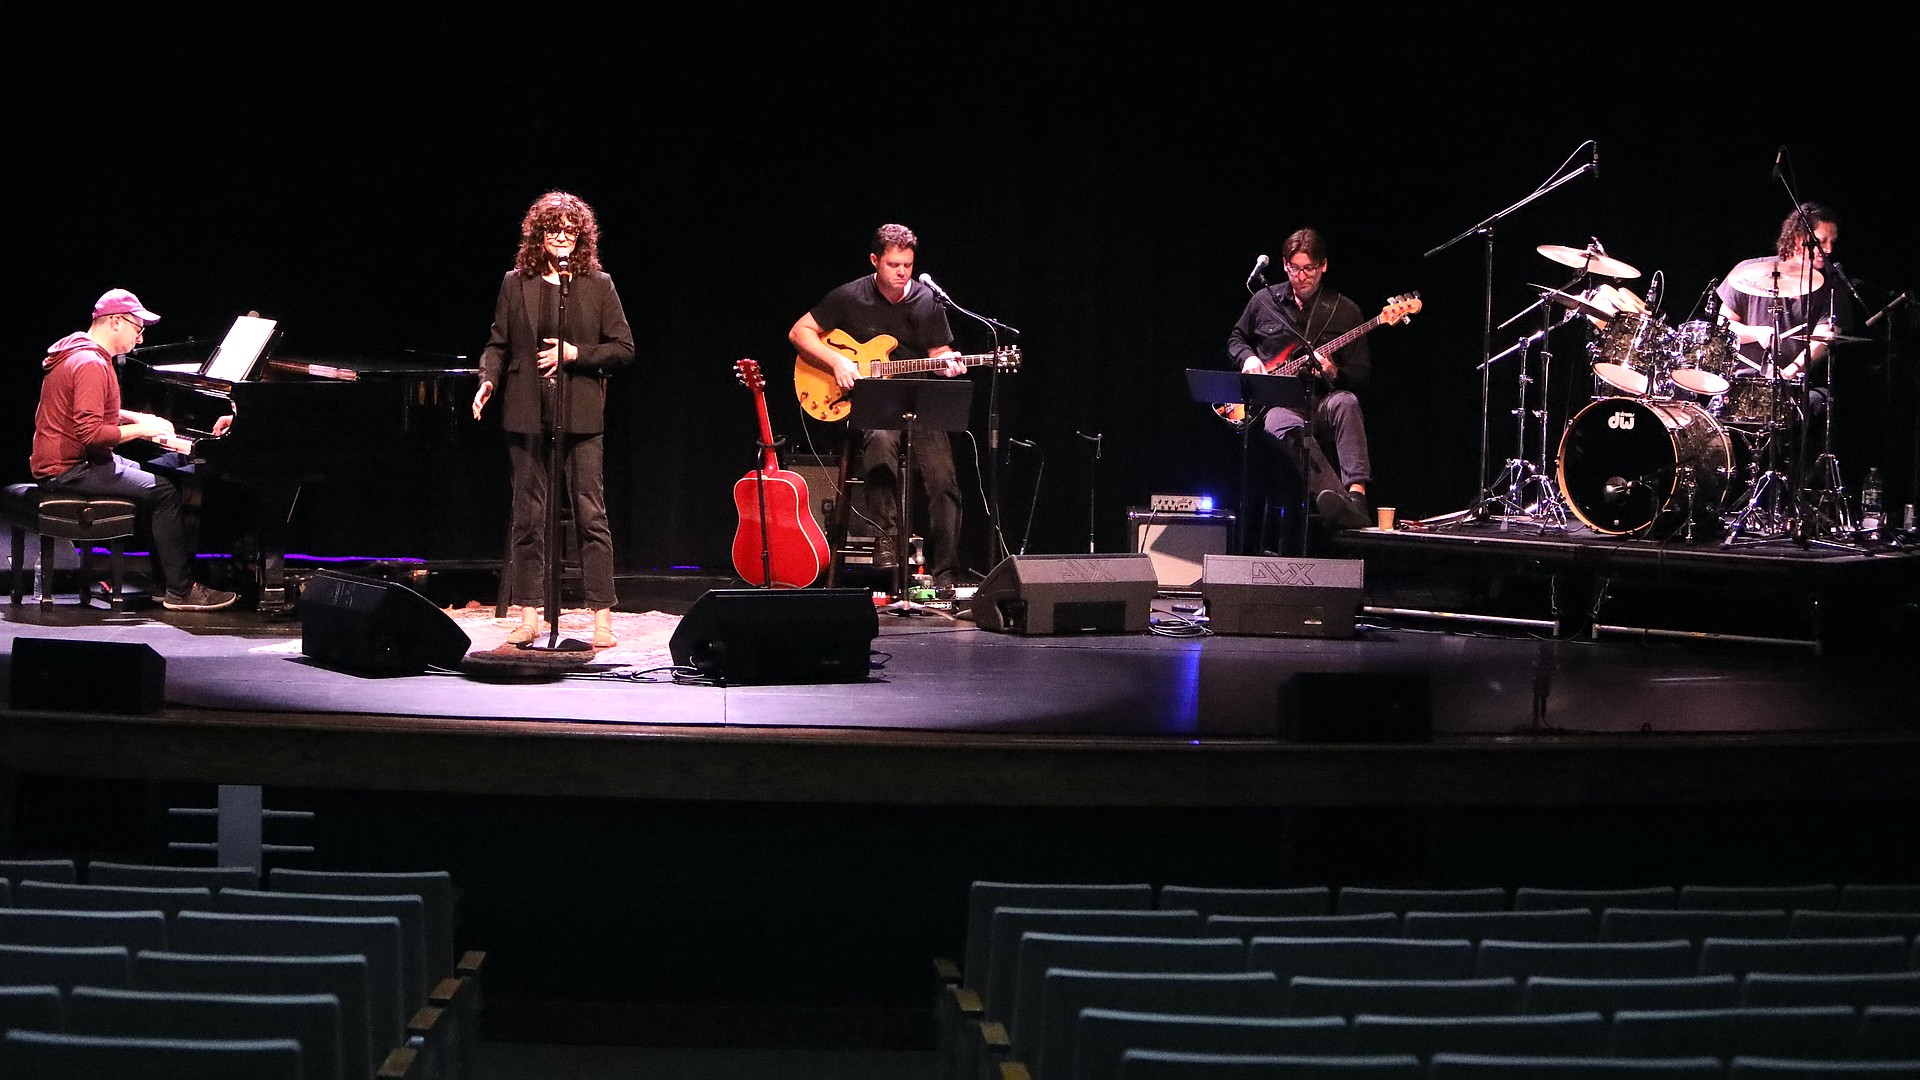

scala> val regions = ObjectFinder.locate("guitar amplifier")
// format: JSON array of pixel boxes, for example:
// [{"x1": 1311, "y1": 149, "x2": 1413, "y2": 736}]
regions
[
  {"x1": 1128, "y1": 509, "x2": 1234, "y2": 591},
  {"x1": 788, "y1": 452, "x2": 841, "y2": 535}
]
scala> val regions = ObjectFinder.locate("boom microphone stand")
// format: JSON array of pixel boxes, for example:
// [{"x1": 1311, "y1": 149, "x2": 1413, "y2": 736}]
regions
[
  {"x1": 1425, "y1": 141, "x2": 1598, "y2": 527},
  {"x1": 920, "y1": 274, "x2": 1022, "y2": 562}
]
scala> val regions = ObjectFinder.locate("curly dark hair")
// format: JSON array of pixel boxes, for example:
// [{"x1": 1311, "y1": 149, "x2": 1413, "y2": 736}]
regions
[
  {"x1": 1776, "y1": 201, "x2": 1836, "y2": 261},
  {"x1": 514, "y1": 191, "x2": 603, "y2": 277},
  {"x1": 870, "y1": 223, "x2": 918, "y2": 257}
]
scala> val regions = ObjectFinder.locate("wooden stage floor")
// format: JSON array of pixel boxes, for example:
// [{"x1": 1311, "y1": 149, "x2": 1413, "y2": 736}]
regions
[{"x1": 4, "y1": 524, "x2": 1918, "y2": 813}]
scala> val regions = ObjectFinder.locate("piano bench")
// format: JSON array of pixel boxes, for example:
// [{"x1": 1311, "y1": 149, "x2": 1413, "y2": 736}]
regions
[{"x1": 4, "y1": 483, "x2": 138, "y2": 609}]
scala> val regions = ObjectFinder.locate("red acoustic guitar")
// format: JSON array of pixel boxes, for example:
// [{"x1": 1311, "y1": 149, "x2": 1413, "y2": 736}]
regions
[{"x1": 732, "y1": 359, "x2": 831, "y2": 589}]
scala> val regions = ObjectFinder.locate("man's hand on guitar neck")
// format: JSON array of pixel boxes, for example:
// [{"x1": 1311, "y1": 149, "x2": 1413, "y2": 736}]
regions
[{"x1": 931, "y1": 347, "x2": 965, "y2": 378}]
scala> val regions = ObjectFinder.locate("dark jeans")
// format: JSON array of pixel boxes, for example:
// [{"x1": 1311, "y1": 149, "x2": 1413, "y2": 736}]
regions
[
  {"x1": 859, "y1": 428, "x2": 962, "y2": 579},
  {"x1": 1260, "y1": 389, "x2": 1371, "y2": 495},
  {"x1": 41, "y1": 452, "x2": 193, "y2": 594},
  {"x1": 507, "y1": 432, "x2": 616, "y2": 609}
]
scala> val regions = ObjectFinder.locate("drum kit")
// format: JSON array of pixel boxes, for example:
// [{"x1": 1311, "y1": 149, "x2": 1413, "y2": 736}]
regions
[{"x1": 1498, "y1": 241, "x2": 1871, "y2": 544}]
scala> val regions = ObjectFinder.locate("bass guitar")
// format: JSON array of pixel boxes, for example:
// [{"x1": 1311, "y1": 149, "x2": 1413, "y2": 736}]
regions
[
  {"x1": 732, "y1": 358, "x2": 831, "y2": 589},
  {"x1": 794, "y1": 328, "x2": 1021, "y2": 423},
  {"x1": 1215, "y1": 292, "x2": 1422, "y2": 429}
]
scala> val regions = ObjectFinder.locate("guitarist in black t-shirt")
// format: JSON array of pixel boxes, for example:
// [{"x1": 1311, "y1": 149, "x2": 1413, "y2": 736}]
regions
[{"x1": 789, "y1": 223, "x2": 968, "y2": 583}]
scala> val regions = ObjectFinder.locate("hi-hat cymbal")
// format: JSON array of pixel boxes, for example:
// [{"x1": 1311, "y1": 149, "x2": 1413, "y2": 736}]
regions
[
  {"x1": 1782, "y1": 330, "x2": 1870, "y2": 345},
  {"x1": 1727, "y1": 260, "x2": 1824, "y2": 298},
  {"x1": 1537, "y1": 243, "x2": 1641, "y2": 280},
  {"x1": 1531, "y1": 284, "x2": 1615, "y2": 321}
]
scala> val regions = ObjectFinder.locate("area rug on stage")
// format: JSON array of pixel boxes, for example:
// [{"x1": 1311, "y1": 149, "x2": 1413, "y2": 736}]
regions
[{"x1": 446, "y1": 604, "x2": 682, "y2": 674}]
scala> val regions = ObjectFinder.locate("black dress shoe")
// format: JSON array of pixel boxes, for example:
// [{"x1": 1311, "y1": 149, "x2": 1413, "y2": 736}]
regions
[
  {"x1": 871, "y1": 534, "x2": 900, "y2": 570},
  {"x1": 1315, "y1": 489, "x2": 1372, "y2": 530}
]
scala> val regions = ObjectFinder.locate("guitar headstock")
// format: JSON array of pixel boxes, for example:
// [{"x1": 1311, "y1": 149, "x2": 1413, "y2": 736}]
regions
[
  {"x1": 995, "y1": 345, "x2": 1023, "y2": 372},
  {"x1": 1381, "y1": 292, "x2": 1423, "y2": 326},
  {"x1": 734, "y1": 358, "x2": 764, "y2": 392}
]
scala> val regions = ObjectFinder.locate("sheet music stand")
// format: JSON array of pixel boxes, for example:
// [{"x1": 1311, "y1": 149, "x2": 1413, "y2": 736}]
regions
[
  {"x1": 1185, "y1": 369, "x2": 1310, "y2": 555},
  {"x1": 846, "y1": 378, "x2": 976, "y2": 597}
]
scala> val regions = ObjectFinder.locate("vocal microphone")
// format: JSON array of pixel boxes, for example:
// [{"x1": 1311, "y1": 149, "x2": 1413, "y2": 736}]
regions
[
  {"x1": 556, "y1": 255, "x2": 571, "y2": 275},
  {"x1": 1245, "y1": 254, "x2": 1270, "y2": 290},
  {"x1": 1771, "y1": 146, "x2": 1785, "y2": 179},
  {"x1": 919, "y1": 273, "x2": 955, "y2": 305}
]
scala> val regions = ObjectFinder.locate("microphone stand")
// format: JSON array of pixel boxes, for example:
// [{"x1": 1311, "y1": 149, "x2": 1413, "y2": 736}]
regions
[
  {"x1": 1425, "y1": 142, "x2": 1596, "y2": 529},
  {"x1": 924, "y1": 278, "x2": 1022, "y2": 561},
  {"x1": 528, "y1": 258, "x2": 592, "y2": 652},
  {"x1": 1077, "y1": 431, "x2": 1102, "y2": 552}
]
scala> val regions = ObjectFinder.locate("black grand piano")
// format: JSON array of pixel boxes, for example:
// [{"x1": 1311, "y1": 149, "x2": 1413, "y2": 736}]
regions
[{"x1": 122, "y1": 326, "x2": 505, "y2": 614}]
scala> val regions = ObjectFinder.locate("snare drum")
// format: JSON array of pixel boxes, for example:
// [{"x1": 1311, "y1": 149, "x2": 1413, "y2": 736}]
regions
[
  {"x1": 1669, "y1": 320, "x2": 1737, "y2": 396},
  {"x1": 1557, "y1": 397, "x2": 1732, "y2": 535},
  {"x1": 1589, "y1": 311, "x2": 1674, "y2": 396}
]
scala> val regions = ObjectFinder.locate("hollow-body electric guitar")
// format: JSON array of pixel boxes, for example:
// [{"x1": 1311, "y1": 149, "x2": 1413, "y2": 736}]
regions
[{"x1": 794, "y1": 329, "x2": 1021, "y2": 423}]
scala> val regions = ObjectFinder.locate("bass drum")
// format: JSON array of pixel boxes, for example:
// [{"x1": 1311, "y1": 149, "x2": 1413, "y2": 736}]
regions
[{"x1": 1557, "y1": 398, "x2": 1732, "y2": 535}]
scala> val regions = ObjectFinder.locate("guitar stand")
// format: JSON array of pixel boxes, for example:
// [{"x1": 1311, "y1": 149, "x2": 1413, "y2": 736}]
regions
[{"x1": 845, "y1": 378, "x2": 974, "y2": 600}]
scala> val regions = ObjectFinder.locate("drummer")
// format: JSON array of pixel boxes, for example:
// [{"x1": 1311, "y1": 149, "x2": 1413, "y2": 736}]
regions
[{"x1": 1717, "y1": 202, "x2": 1845, "y2": 390}]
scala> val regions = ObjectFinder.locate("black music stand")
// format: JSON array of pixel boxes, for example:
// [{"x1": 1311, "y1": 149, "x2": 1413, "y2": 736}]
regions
[
  {"x1": 1186, "y1": 369, "x2": 1309, "y2": 555},
  {"x1": 847, "y1": 378, "x2": 975, "y2": 597}
]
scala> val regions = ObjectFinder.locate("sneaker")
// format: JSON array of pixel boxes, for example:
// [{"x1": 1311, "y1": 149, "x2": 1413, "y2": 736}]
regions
[
  {"x1": 1315, "y1": 489, "x2": 1372, "y2": 530},
  {"x1": 163, "y1": 583, "x2": 239, "y2": 612}
]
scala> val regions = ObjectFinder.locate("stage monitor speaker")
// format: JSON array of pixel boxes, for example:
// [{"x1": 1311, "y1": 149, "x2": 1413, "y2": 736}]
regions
[
  {"x1": 1129, "y1": 510, "x2": 1235, "y2": 590},
  {"x1": 299, "y1": 570, "x2": 471, "y2": 675},
  {"x1": 1201, "y1": 554, "x2": 1363, "y2": 638},
  {"x1": 9, "y1": 637, "x2": 165, "y2": 714},
  {"x1": 969, "y1": 553, "x2": 1159, "y2": 635},
  {"x1": 1278, "y1": 672, "x2": 1432, "y2": 743},
  {"x1": 670, "y1": 588, "x2": 878, "y2": 685}
]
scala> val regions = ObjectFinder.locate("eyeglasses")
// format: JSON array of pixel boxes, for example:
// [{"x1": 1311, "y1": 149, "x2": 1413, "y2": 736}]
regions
[
  {"x1": 544, "y1": 225, "x2": 580, "y2": 239},
  {"x1": 116, "y1": 315, "x2": 146, "y2": 337},
  {"x1": 1284, "y1": 261, "x2": 1326, "y2": 277}
]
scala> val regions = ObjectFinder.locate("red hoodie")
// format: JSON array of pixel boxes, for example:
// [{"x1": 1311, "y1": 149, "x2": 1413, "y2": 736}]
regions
[{"x1": 31, "y1": 332, "x2": 123, "y2": 479}]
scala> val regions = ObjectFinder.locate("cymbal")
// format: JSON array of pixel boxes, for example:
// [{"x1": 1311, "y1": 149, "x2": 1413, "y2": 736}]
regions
[
  {"x1": 1537, "y1": 243, "x2": 1641, "y2": 280},
  {"x1": 1531, "y1": 284, "x2": 1614, "y2": 321},
  {"x1": 1727, "y1": 260, "x2": 1824, "y2": 298},
  {"x1": 1782, "y1": 330, "x2": 1871, "y2": 345}
]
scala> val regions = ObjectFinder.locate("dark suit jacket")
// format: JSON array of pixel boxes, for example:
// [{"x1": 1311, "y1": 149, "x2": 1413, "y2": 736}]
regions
[{"x1": 478, "y1": 269, "x2": 635, "y2": 434}]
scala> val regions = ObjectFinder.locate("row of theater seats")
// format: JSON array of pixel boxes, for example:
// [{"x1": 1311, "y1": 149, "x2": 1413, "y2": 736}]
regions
[
  {"x1": 934, "y1": 882, "x2": 1920, "y2": 1080},
  {"x1": 0, "y1": 857, "x2": 484, "y2": 1080}
]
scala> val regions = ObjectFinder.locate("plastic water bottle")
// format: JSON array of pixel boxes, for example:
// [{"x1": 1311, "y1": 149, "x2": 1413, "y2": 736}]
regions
[{"x1": 1859, "y1": 468, "x2": 1883, "y2": 535}]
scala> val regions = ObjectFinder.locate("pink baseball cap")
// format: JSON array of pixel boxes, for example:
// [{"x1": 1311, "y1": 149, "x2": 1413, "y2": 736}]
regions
[{"x1": 93, "y1": 288, "x2": 161, "y2": 324}]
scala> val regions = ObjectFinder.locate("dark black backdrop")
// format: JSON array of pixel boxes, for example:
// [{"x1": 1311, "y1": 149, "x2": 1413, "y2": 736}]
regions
[{"x1": 11, "y1": 12, "x2": 1914, "y2": 578}]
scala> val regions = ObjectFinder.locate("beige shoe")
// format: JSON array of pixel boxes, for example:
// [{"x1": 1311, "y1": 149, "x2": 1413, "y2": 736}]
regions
[{"x1": 592, "y1": 608, "x2": 617, "y2": 649}]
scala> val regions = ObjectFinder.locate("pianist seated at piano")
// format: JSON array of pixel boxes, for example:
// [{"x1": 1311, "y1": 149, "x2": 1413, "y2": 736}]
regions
[{"x1": 28, "y1": 289, "x2": 238, "y2": 612}]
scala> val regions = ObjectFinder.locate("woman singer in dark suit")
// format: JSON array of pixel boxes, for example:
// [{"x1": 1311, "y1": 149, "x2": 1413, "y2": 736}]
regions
[{"x1": 472, "y1": 191, "x2": 635, "y2": 647}]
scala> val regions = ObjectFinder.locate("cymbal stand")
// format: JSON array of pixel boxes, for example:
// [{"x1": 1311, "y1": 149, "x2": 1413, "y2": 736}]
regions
[
  {"x1": 1724, "y1": 299, "x2": 1797, "y2": 545},
  {"x1": 1483, "y1": 291, "x2": 1574, "y2": 530}
]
